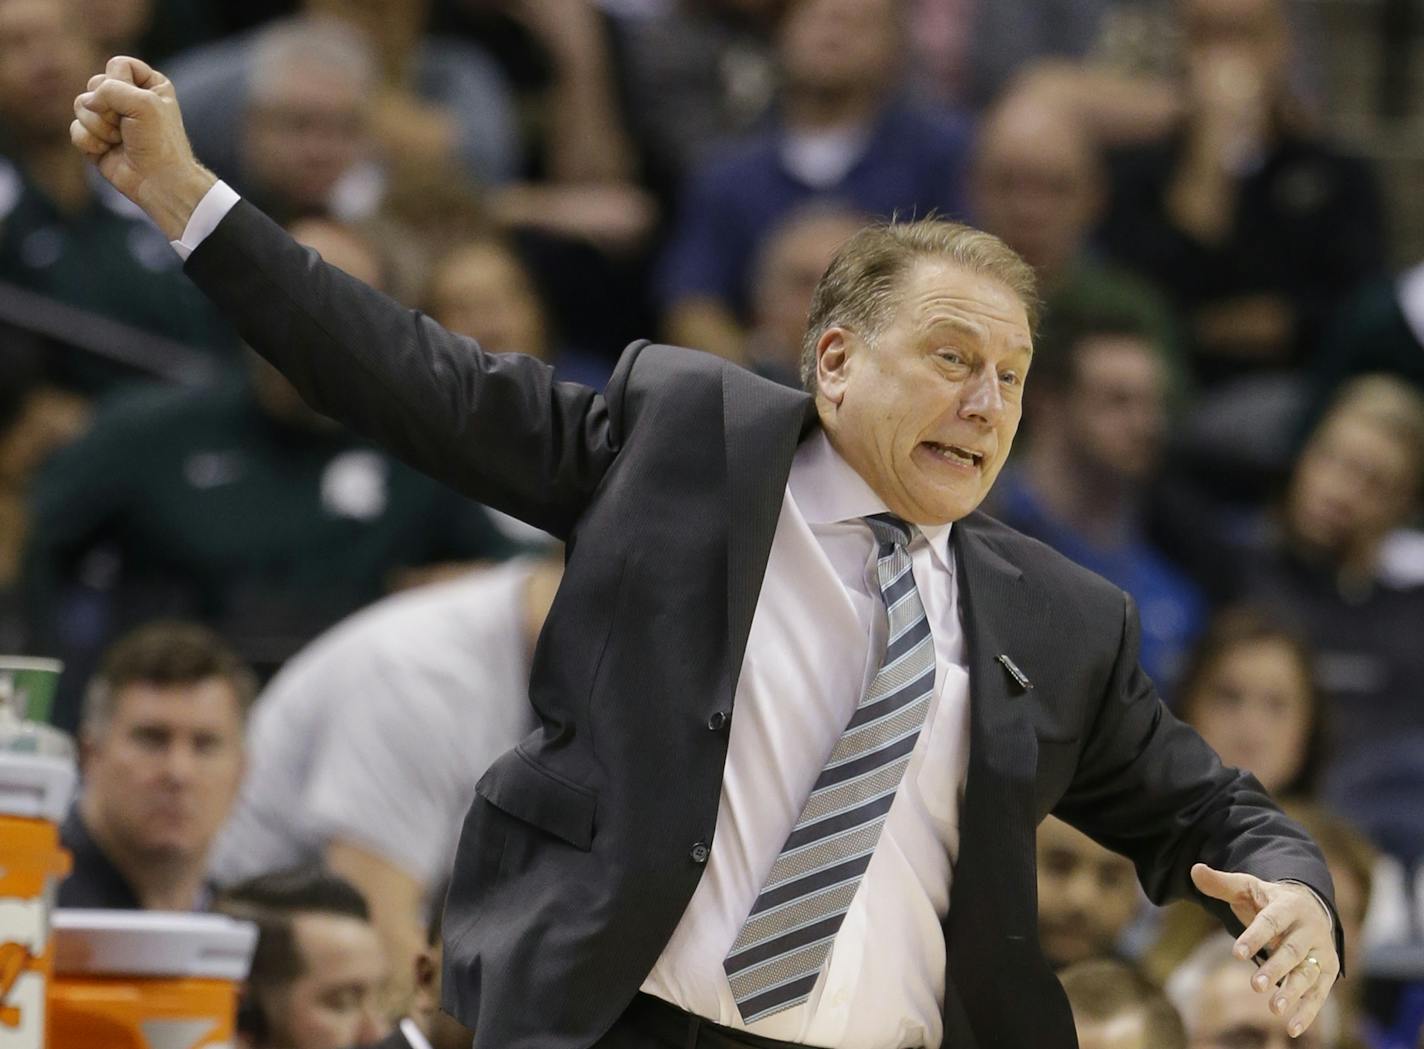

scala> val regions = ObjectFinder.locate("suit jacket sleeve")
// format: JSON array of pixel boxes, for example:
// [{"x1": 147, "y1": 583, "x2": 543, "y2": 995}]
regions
[
  {"x1": 1054, "y1": 593, "x2": 1345, "y2": 969},
  {"x1": 183, "y1": 200, "x2": 635, "y2": 540}
]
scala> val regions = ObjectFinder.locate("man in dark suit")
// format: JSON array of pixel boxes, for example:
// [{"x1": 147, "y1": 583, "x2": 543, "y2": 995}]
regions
[{"x1": 72, "y1": 57, "x2": 1341, "y2": 1049}]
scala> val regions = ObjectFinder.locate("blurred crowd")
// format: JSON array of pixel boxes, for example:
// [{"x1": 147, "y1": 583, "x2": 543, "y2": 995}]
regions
[{"x1": 3, "y1": 0, "x2": 1424, "y2": 1046}]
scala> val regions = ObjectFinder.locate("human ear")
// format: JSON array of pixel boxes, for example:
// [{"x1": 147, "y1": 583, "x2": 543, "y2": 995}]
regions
[{"x1": 816, "y1": 328, "x2": 855, "y2": 405}]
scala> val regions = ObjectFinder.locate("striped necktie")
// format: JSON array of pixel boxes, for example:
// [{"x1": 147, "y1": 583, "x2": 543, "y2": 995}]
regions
[{"x1": 724, "y1": 513, "x2": 937, "y2": 1023}]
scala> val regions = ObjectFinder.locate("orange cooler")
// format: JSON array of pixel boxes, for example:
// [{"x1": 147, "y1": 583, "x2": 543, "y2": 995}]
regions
[
  {"x1": 50, "y1": 911, "x2": 257, "y2": 1049},
  {"x1": 0, "y1": 751, "x2": 77, "y2": 1049}
]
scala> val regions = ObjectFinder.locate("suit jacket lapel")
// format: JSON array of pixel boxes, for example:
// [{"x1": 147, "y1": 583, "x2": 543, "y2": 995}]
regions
[
  {"x1": 948, "y1": 514, "x2": 1045, "y2": 953},
  {"x1": 721, "y1": 365, "x2": 817, "y2": 704}
]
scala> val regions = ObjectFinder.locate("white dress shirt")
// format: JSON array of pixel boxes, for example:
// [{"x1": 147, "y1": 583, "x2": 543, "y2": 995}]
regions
[{"x1": 641, "y1": 431, "x2": 971, "y2": 1049}]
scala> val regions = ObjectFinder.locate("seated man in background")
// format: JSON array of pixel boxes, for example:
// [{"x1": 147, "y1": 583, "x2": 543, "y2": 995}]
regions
[
  {"x1": 1098, "y1": 0, "x2": 1385, "y2": 387},
  {"x1": 23, "y1": 216, "x2": 525, "y2": 728},
  {"x1": 211, "y1": 558, "x2": 560, "y2": 1011},
  {"x1": 0, "y1": 0, "x2": 234, "y2": 392},
  {"x1": 60, "y1": 620, "x2": 251, "y2": 910},
  {"x1": 969, "y1": 81, "x2": 1184, "y2": 405},
  {"x1": 221, "y1": 866, "x2": 390, "y2": 1049},
  {"x1": 1175, "y1": 946, "x2": 1327, "y2": 1049},
  {"x1": 1036, "y1": 816, "x2": 1144, "y2": 969},
  {"x1": 356, "y1": 886, "x2": 472, "y2": 1049},
  {"x1": 1060, "y1": 958, "x2": 1187, "y2": 1049},
  {"x1": 657, "y1": 0, "x2": 972, "y2": 363},
  {"x1": 988, "y1": 303, "x2": 1205, "y2": 687}
]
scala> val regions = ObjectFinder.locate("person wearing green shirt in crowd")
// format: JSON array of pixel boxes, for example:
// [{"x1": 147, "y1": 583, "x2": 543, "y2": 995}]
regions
[
  {"x1": 23, "y1": 217, "x2": 531, "y2": 731},
  {"x1": 0, "y1": 0, "x2": 235, "y2": 392}
]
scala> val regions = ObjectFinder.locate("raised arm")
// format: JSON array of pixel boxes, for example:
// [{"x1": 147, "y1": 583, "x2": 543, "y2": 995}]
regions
[{"x1": 71, "y1": 57, "x2": 628, "y2": 539}]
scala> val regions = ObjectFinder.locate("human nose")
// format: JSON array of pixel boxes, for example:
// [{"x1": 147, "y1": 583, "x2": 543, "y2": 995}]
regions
[
  {"x1": 958, "y1": 367, "x2": 1005, "y2": 424},
  {"x1": 355, "y1": 1002, "x2": 384, "y2": 1041},
  {"x1": 161, "y1": 740, "x2": 198, "y2": 786}
]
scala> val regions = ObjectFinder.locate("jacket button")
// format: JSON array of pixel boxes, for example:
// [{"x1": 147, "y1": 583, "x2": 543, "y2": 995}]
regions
[
  {"x1": 707, "y1": 710, "x2": 729, "y2": 731},
  {"x1": 690, "y1": 841, "x2": 710, "y2": 864}
]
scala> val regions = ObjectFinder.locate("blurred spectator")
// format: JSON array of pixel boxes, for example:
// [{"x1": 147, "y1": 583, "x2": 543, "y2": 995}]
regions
[
  {"x1": 962, "y1": 0, "x2": 1113, "y2": 108},
  {"x1": 1037, "y1": 816, "x2": 1143, "y2": 969},
  {"x1": 745, "y1": 203, "x2": 865, "y2": 386},
  {"x1": 1060, "y1": 957, "x2": 1188, "y2": 1049},
  {"x1": 1174, "y1": 947, "x2": 1327, "y2": 1049},
  {"x1": 212, "y1": 560, "x2": 557, "y2": 1010},
  {"x1": 1310, "y1": 261, "x2": 1424, "y2": 433},
  {"x1": 166, "y1": 3, "x2": 519, "y2": 193},
  {"x1": 60, "y1": 621, "x2": 253, "y2": 910},
  {"x1": 23, "y1": 219, "x2": 525, "y2": 729},
  {"x1": 610, "y1": 0, "x2": 784, "y2": 198},
  {"x1": 221, "y1": 866, "x2": 389, "y2": 1049},
  {"x1": 1174, "y1": 607, "x2": 1323, "y2": 799},
  {"x1": 1098, "y1": 0, "x2": 1386, "y2": 386},
  {"x1": 657, "y1": 0, "x2": 973, "y2": 363},
  {"x1": 1153, "y1": 375, "x2": 1424, "y2": 858},
  {"x1": 0, "y1": 343, "x2": 88, "y2": 652},
  {"x1": 355, "y1": 886, "x2": 472, "y2": 1049},
  {"x1": 989, "y1": 304, "x2": 1204, "y2": 686},
  {"x1": 0, "y1": 0, "x2": 234, "y2": 391},
  {"x1": 237, "y1": 18, "x2": 379, "y2": 224},
  {"x1": 424, "y1": 234, "x2": 611, "y2": 388},
  {"x1": 969, "y1": 84, "x2": 1185, "y2": 405}
]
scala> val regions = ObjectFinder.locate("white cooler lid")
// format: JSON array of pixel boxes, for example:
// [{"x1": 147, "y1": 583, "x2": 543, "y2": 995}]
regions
[
  {"x1": 53, "y1": 910, "x2": 258, "y2": 980},
  {"x1": 0, "y1": 752, "x2": 76, "y2": 823}
]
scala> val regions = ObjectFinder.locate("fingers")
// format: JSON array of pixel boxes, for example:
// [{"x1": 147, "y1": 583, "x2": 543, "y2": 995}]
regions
[
  {"x1": 70, "y1": 118, "x2": 112, "y2": 158},
  {"x1": 73, "y1": 93, "x2": 121, "y2": 144},
  {"x1": 1191, "y1": 862, "x2": 1262, "y2": 905},
  {"x1": 1269, "y1": 949, "x2": 1322, "y2": 1021},
  {"x1": 1286, "y1": 960, "x2": 1338, "y2": 1039},
  {"x1": 105, "y1": 55, "x2": 169, "y2": 93},
  {"x1": 1253, "y1": 929, "x2": 1308, "y2": 993},
  {"x1": 90, "y1": 77, "x2": 154, "y2": 119},
  {"x1": 88, "y1": 73, "x2": 105, "y2": 91},
  {"x1": 1234, "y1": 897, "x2": 1292, "y2": 964}
]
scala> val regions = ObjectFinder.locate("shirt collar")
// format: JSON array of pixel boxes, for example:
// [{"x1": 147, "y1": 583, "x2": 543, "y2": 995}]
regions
[{"x1": 790, "y1": 430, "x2": 954, "y2": 570}]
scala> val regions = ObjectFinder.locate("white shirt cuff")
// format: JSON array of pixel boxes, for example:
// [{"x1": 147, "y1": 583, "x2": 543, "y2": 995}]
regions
[{"x1": 170, "y1": 180, "x2": 241, "y2": 261}]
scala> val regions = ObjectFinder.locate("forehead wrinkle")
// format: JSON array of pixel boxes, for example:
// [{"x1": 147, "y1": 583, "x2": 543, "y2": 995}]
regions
[{"x1": 921, "y1": 310, "x2": 1035, "y2": 360}]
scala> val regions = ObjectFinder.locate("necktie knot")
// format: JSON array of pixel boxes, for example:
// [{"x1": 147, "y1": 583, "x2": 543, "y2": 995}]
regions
[{"x1": 865, "y1": 513, "x2": 911, "y2": 550}]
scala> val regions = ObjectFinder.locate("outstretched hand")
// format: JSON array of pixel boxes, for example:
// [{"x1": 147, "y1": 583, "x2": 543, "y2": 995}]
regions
[
  {"x1": 1191, "y1": 863, "x2": 1339, "y2": 1038},
  {"x1": 71, "y1": 56, "x2": 215, "y2": 240}
]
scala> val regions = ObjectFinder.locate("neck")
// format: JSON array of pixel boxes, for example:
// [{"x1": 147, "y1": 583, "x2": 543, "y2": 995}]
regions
[
  {"x1": 1025, "y1": 433, "x2": 1135, "y2": 545},
  {"x1": 783, "y1": 83, "x2": 882, "y2": 132},
  {"x1": 22, "y1": 139, "x2": 93, "y2": 215},
  {"x1": 79, "y1": 796, "x2": 207, "y2": 911}
]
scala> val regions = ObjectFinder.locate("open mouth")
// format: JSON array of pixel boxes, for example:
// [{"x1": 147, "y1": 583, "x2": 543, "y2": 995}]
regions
[{"x1": 923, "y1": 442, "x2": 984, "y2": 470}]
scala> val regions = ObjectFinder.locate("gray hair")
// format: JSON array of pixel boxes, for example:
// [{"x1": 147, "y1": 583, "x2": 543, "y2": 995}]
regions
[
  {"x1": 799, "y1": 219, "x2": 1040, "y2": 394},
  {"x1": 249, "y1": 15, "x2": 378, "y2": 107}
]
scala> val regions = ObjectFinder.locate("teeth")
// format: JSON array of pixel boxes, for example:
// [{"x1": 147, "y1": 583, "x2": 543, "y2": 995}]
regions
[{"x1": 932, "y1": 443, "x2": 979, "y2": 467}]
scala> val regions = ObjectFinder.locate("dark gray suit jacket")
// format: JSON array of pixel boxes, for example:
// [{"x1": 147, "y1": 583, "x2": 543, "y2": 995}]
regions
[{"x1": 185, "y1": 201, "x2": 1339, "y2": 1049}]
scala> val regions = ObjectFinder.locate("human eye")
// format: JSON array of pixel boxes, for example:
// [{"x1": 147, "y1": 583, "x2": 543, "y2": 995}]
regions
[
  {"x1": 936, "y1": 348, "x2": 965, "y2": 365},
  {"x1": 999, "y1": 369, "x2": 1021, "y2": 386}
]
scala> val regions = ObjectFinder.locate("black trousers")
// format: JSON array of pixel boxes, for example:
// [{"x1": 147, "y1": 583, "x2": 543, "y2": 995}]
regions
[{"x1": 591, "y1": 994, "x2": 816, "y2": 1049}]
